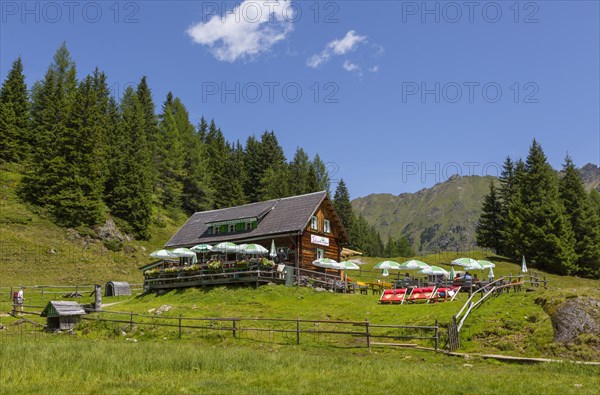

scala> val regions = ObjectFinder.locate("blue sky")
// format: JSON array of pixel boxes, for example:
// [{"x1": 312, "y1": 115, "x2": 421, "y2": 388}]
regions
[{"x1": 1, "y1": 1, "x2": 599, "y2": 198}]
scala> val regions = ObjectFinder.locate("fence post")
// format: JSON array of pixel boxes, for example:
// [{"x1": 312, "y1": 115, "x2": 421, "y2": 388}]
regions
[
  {"x1": 434, "y1": 319, "x2": 439, "y2": 352},
  {"x1": 232, "y1": 319, "x2": 237, "y2": 338},
  {"x1": 9, "y1": 287, "x2": 13, "y2": 301},
  {"x1": 543, "y1": 276, "x2": 547, "y2": 289},
  {"x1": 41, "y1": 286, "x2": 44, "y2": 298},
  {"x1": 179, "y1": 314, "x2": 182, "y2": 339},
  {"x1": 75, "y1": 284, "x2": 79, "y2": 296},
  {"x1": 129, "y1": 312, "x2": 133, "y2": 332},
  {"x1": 365, "y1": 318, "x2": 371, "y2": 350},
  {"x1": 296, "y1": 317, "x2": 300, "y2": 345}
]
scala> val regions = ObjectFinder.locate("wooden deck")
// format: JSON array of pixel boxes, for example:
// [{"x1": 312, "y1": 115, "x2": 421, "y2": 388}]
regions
[
  {"x1": 143, "y1": 265, "x2": 351, "y2": 292},
  {"x1": 144, "y1": 269, "x2": 285, "y2": 290}
]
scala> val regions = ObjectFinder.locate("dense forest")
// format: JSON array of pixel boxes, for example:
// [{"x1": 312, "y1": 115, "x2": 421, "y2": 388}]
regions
[
  {"x1": 0, "y1": 44, "x2": 412, "y2": 257},
  {"x1": 476, "y1": 140, "x2": 600, "y2": 278}
]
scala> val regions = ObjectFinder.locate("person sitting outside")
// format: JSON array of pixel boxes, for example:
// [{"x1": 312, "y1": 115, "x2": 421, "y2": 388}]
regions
[{"x1": 463, "y1": 272, "x2": 473, "y2": 288}]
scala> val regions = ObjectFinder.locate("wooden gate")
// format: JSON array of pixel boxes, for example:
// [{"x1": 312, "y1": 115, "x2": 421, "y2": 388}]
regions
[{"x1": 447, "y1": 316, "x2": 460, "y2": 351}]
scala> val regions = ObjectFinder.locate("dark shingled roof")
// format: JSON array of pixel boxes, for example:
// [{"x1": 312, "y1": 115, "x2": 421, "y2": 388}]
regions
[
  {"x1": 166, "y1": 191, "x2": 330, "y2": 247},
  {"x1": 41, "y1": 301, "x2": 86, "y2": 317}
]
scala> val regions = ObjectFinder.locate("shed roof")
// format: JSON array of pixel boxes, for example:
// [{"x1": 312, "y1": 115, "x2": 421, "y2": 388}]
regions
[
  {"x1": 41, "y1": 301, "x2": 86, "y2": 318},
  {"x1": 165, "y1": 191, "x2": 348, "y2": 247}
]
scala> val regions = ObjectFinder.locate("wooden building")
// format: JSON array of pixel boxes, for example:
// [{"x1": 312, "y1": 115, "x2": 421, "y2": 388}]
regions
[
  {"x1": 165, "y1": 191, "x2": 349, "y2": 270},
  {"x1": 41, "y1": 301, "x2": 86, "y2": 331}
]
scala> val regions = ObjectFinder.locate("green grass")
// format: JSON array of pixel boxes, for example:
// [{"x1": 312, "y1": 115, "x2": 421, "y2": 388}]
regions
[
  {"x1": 0, "y1": 165, "x2": 180, "y2": 286},
  {"x1": 1, "y1": 336, "x2": 599, "y2": 394},
  {"x1": 2, "y1": 163, "x2": 600, "y2": 392}
]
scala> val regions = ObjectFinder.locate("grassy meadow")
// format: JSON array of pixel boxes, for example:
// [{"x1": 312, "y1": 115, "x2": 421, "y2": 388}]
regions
[{"x1": 2, "y1": 165, "x2": 600, "y2": 393}]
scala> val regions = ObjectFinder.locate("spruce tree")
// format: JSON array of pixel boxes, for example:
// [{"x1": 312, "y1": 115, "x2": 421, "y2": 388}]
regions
[
  {"x1": 258, "y1": 164, "x2": 290, "y2": 200},
  {"x1": 333, "y1": 179, "x2": 354, "y2": 232},
  {"x1": 136, "y1": 77, "x2": 159, "y2": 186},
  {"x1": 517, "y1": 140, "x2": 577, "y2": 274},
  {"x1": 156, "y1": 93, "x2": 185, "y2": 211},
  {"x1": 396, "y1": 236, "x2": 415, "y2": 257},
  {"x1": 289, "y1": 147, "x2": 312, "y2": 195},
  {"x1": 204, "y1": 121, "x2": 230, "y2": 208},
  {"x1": 0, "y1": 57, "x2": 30, "y2": 162},
  {"x1": 106, "y1": 87, "x2": 153, "y2": 239},
  {"x1": 20, "y1": 69, "x2": 61, "y2": 206},
  {"x1": 559, "y1": 156, "x2": 600, "y2": 277},
  {"x1": 590, "y1": 189, "x2": 600, "y2": 218},
  {"x1": 177, "y1": 107, "x2": 213, "y2": 214},
  {"x1": 312, "y1": 154, "x2": 331, "y2": 195},
  {"x1": 220, "y1": 141, "x2": 247, "y2": 207},
  {"x1": 476, "y1": 181, "x2": 503, "y2": 252}
]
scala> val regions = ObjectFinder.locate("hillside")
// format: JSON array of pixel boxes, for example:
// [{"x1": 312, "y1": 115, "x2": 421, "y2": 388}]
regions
[
  {"x1": 0, "y1": 165, "x2": 180, "y2": 285},
  {"x1": 352, "y1": 175, "x2": 494, "y2": 252},
  {"x1": 352, "y1": 164, "x2": 600, "y2": 253}
]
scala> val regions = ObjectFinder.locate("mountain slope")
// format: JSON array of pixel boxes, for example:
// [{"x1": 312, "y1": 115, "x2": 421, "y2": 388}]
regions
[
  {"x1": 352, "y1": 175, "x2": 494, "y2": 252},
  {"x1": 352, "y1": 163, "x2": 600, "y2": 253}
]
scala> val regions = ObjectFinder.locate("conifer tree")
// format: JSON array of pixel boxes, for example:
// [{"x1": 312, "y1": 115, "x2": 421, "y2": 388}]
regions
[
  {"x1": 333, "y1": 179, "x2": 354, "y2": 232},
  {"x1": 219, "y1": 141, "x2": 247, "y2": 207},
  {"x1": 590, "y1": 189, "x2": 600, "y2": 218},
  {"x1": 177, "y1": 106, "x2": 213, "y2": 214},
  {"x1": 289, "y1": 147, "x2": 312, "y2": 195},
  {"x1": 517, "y1": 140, "x2": 576, "y2": 274},
  {"x1": 0, "y1": 57, "x2": 30, "y2": 162},
  {"x1": 396, "y1": 236, "x2": 415, "y2": 257},
  {"x1": 106, "y1": 87, "x2": 153, "y2": 239},
  {"x1": 312, "y1": 154, "x2": 331, "y2": 195},
  {"x1": 136, "y1": 77, "x2": 159, "y2": 185},
  {"x1": 559, "y1": 156, "x2": 600, "y2": 277},
  {"x1": 476, "y1": 181, "x2": 503, "y2": 252},
  {"x1": 204, "y1": 121, "x2": 230, "y2": 208},
  {"x1": 49, "y1": 75, "x2": 105, "y2": 226},
  {"x1": 156, "y1": 93, "x2": 185, "y2": 211},
  {"x1": 258, "y1": 164, "x2": 290, "y2": 200}
]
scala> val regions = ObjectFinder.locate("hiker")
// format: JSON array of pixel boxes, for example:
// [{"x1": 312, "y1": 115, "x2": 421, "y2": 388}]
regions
[{"x1": 14, "y1": 286, "x2": 25, "y2": 314}]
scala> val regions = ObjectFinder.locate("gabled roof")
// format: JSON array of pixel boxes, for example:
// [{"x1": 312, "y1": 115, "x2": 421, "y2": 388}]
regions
[
  {"x1": 41, "y1": 301, "x2": 86, "y2": 317},
  {"x1": 165, "y1": 191, "x2": 347, "y2": 247}
]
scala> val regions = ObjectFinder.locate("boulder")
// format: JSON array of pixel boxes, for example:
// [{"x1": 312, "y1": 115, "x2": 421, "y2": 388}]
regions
[
  {"x1": 96, "y1": 219, "x2": 130, "y2": 242},
  {"x1": 551, "y1": 297, "x2": 600, "y2": 343}
]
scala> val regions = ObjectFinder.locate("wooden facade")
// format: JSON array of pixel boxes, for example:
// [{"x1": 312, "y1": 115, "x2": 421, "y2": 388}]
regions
[
  {"x1": 164, "y1": 191, "x2": 349, "y2": 272},
  {"x1": 298, "y1": 197, "x2": 344, "y2": 271}
]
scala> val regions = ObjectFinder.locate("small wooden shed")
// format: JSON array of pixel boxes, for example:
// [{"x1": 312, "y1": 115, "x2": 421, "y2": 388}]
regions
[
  {"x1": 41, "y1": 301, "x2": 86, "y2": 331},
  {"x1": 105, "y1": 281, "x2": 131, "y2": 297}
]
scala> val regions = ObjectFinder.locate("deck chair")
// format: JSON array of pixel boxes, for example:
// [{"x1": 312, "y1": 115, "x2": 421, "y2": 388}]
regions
[
  {"x1": 379, "y1": 289, "x2": 396, "y2": 304},
  {"x1": 379, "y1": 288, "x2": 408, "y2": 304},
  {"x1": 406, "y1": 286, "x2": 437, "y2": 303},
  {"x1": 430, "y1": 286, "x2": 461, "y2": 303}
]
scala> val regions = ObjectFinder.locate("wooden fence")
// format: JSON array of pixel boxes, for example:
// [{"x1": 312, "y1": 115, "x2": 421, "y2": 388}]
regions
[
  {"x1": 7, "y1": 305, "x2": 440, "y2": 351},
  {"x1": 0, "y1": 284, "x2": 144, "y2": 300}
]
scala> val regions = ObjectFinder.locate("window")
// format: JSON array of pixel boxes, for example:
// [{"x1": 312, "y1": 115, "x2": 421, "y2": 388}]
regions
[
  {"x1": 245, "y1": 222, "x2": 252, "y2": 231},
  {"x1": 316, "y1": 248, "x2": 324, "y2": 260},
  {"x1": 214, "y1": 226, "x2": 220, "y2": 234},
  {"x1": 228, "y1": 224, "x2": 235, "y2": 233},
  {"x1": 324, "y1": 219, "x2": 331, "y2": 233},
  {"x1": 310, "y1": 216, "x2": 318, "y2": 230}
]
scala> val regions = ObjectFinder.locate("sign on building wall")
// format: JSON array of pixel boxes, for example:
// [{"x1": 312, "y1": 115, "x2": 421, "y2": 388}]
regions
[{"x1": 311, "y1": 234, "x2": 329, "y2": 247}]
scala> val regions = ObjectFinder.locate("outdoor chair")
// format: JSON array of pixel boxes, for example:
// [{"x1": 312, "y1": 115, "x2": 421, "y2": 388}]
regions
[
  {"x1": 430, "y1": 286, "x2": 461, "y2": 303},
  {"x1": 378, "y1": 288, "x2": 408, "y2": 304},
  {"x1": 406, "y1": 286, "x2": 437, "y2": 303}
]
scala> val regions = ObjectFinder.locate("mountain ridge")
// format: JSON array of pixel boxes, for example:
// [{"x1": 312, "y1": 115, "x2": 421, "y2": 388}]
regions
[{"x1": 352, "y1": 163, "x2": 600, "y2": 253}]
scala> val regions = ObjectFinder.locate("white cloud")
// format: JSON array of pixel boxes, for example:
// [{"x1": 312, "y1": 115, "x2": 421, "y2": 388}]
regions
[
  {"x1": 307, "y1": 30, "x2": 367, "y2": 68},
  {"x1": 187, "y1": 0, "x2": 294, "y2": 62},
  {"x1": 369, "y1": 65, "x2": 380, "y2": 73},
  {"x1": 343, "y1": 60, "x2": 361, "y2": 74},
  {"x1": 330, "y1": 31, "x2": 367, "y2": 55}
]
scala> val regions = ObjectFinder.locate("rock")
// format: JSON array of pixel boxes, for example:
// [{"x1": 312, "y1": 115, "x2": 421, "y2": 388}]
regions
[
  {"x1": 314, "y1": 287, "x2": 327, "y2": 292},
  {"x1": 95, "y1": 219, "x2": 129, "y2": 242},
  {"x1": 154, "y1": 304, "x2": 173, "y2": 315},
  {"x1": 551, "y1": 297, "x2": 600, "y2": 343},
  {"x1": 125, "y1": 338, "x2": 138, "y2": 342}
]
